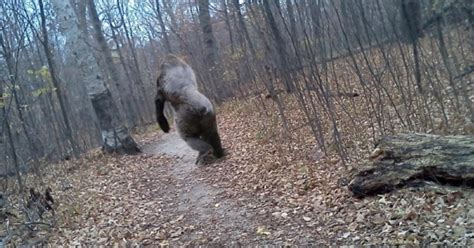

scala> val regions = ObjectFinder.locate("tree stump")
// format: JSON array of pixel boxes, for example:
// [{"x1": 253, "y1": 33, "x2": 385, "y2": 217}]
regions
[{"x1": 349, "y1": 133, "x2": 474, "y2": 198}]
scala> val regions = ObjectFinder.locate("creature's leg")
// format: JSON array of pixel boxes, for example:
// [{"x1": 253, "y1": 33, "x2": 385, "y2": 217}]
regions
[
  {"x1": 183, "y1": 136, "x2": 213, "y2": 164},
  {"x1": 155, "y1": 92, "x2": 170, "y2": 133},
  {"x1": 201, "y1": 121, "x2": 224, "y2": 158},
  {"x1": 184, "y1": 136, "x2": 212, "y2": 153},
  {"x1": 195, "y1": 149, "x2": 213, "y2": 165}
]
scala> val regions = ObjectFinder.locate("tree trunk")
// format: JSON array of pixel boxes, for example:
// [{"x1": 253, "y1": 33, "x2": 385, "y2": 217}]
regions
[
  {"x1": 38, "y1": 0, "x2": 81, "y2": 158},
  {"x1": 309, "y1": 0, "x2": 327, "y2": 68},
  {"x1": 87, "y1": 0, "x2": 135, "y2": 127},
  {"x1": 222, "y1": 0, "x2": 235, "y2": 54},
  {"x1": 51, "y1": 0, "x2": 140, "y2": 155},
  {"x1": 285, "y1": 0, "x2": 298, "y2": 65},
  {"x1": 155, "y1": 0, "x2": 172, "y2": 53},
  {"x1": 286, "y1": 0, "x2": 297, "y2": 41},
  {"x1": 198, "y1": 0, "x2": 221, "y2": 99},
  {"x1": 116, "y1": 1, "x2": 151, "y2": 119},
  {"x1": 232, "y1": 0, "x2": 256, "y2": 55},
  {"x1": 262, "y1": 0, "x2": 295, "y2": 93},
  {"x1": 198, "y1": 0, "x2": 219, "y2": 65},
  {"x1": 105, "y1": 10, "x2": 144, "y2": 125},
  {"x1": 0, "y1": 32, "x2": 41, "y2": 164},
  {"x1": 349, "y1": 133, "x2": 474, "y2": 198},
  {"x1": 400, "y1": 0, "x2": 423, "y2": 94},
  {"x1": 0, "y1": 83, "x2": 23, "y2": 191}
]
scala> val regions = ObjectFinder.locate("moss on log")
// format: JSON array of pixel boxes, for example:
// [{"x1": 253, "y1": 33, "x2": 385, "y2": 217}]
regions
[{"x1": 349, "y1": 133, "x2": 474, "y2": 198}]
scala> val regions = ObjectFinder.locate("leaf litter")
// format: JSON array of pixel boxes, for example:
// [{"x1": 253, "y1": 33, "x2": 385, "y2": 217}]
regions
[{"x1": 3, "y1": 99, "x2": 473, "y2": 246}]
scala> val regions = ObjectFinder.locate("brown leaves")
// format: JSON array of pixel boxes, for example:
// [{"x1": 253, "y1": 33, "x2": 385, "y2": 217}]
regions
[
  {"x1": 25, "y1": 187, "x2": 55, "y2": 221},
  {"x1": 24, "y1": 151, "x2": 179, "y2": 246},
  {"x1": 7, "y1": 97, "x2": 474, "y2": 246},
  {"x1": 200, "y1": 100, "x2": 474, "y2": 245}
]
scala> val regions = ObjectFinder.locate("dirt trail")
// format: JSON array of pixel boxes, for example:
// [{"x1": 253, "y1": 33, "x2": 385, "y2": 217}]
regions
[{"x1": 142, "y1": 132, "x2": 258, "y2": 245}]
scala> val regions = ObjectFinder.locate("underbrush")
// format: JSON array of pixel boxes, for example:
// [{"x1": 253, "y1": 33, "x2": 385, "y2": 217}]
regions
[{"x1": 200, "y1": 98, "x2": 474, "y2": 245}]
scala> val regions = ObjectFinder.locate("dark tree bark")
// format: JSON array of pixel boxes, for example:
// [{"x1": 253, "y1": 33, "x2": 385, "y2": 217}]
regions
[
  {"x1": 222, "y1": 0, "x2": 235, "y2": 53},
  {"x1": 400, "y1": 0, "x2": 423, "y2": 42},
  {"x1": 198, "y1": 0, "x2": 219, "y2": 66},
  {"x1": 104, "y1": 9, "x2": 144, "y2": 125},
  {"x1": 232, "y1": 0, "x2": 256, "y2": 55},
  {"x1": 155, "y1": 0, "x2": 172, "y2": 53},
  {"x1": 311, "y1": 0, "x2": 328, "y2": 66},
  {"x1": 0, "y1": 82, "x2": 23, "y2": 191},
  {"x1": 285, "y1": 0, "x2": 298, "y2": 65},
  {"x1": 116, "y1": 0, "x2": 151, "y2": 119},
  {"x1": 349, "y1": 134, "x2": 474, "y2": 198},
  {"x1": 262, "y1": 0, "x2": 295, "y2": 92},
  {"x1": 87, "y1": 0, "x2": 135, "y2": 127},
  {"x1": 286, "y1": 0, "x2": 297, "y2": 39},
  {"x1": 400, "y1": 0, "x2": 423, "y2": 94},
  {"x1": 198, "y1": 0, "x2": 221, "y2": 99},
  {"x1": 0, "y1": 32, "x2": 42, "y2": 164}
]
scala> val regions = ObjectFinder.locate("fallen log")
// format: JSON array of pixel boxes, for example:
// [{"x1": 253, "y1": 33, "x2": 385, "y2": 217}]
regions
[{"x1": 349, "y1": 133, "x2": 474, "y2": 198}]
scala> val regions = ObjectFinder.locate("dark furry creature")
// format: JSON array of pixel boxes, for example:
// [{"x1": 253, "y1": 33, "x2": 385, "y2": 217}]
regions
[{"x1": 155, "y1": 54, "x2": 224, "y2": 164}]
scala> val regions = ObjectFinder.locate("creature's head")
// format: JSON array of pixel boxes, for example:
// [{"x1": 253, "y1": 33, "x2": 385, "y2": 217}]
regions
[
  {"x1": 157, "y1": 54, "x2": 188, "y2": 87},
  {"x1": 161, "y1": 54, "x2": 187, "y2": 70}
]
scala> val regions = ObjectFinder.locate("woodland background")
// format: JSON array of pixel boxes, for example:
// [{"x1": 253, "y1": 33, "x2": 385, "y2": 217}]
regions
[{"x1": 1, "y1": 0, "x2": 473, "y2": 177}]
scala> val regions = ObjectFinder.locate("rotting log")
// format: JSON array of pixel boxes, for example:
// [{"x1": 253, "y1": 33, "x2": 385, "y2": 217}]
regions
[{"x1": 349, "y1": 133, "x2": 474, "y2": 198}]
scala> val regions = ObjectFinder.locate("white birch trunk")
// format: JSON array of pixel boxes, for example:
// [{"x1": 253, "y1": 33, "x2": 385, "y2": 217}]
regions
[{"x1": 51, "y1": 0, "x2": 140, "y2": 154}]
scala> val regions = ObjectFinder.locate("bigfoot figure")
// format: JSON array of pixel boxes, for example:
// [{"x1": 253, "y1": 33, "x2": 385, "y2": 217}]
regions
[{"x1": 155, "y1": 54, "x2": 224, "y2": 164}]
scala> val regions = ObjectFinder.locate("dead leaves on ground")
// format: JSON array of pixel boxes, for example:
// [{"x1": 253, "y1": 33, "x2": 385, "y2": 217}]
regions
[
  {"x1": 201, "y1": 99, "x2": 474, "y2": 245},
  {"x1": 4, "y1": 98, "x2": 474, "y2": 246}
]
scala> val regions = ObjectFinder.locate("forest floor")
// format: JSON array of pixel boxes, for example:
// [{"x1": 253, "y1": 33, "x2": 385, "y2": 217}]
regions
[{"x1": 5, "y1": 99, "x2": 474, "y2": 246}]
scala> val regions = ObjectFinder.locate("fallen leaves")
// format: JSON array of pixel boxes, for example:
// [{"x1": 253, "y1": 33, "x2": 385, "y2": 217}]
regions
[
  {"x1": 256, "y1": 226, "x2": 271, "y2": 236},
  {"x1": 199, "y1": 99, "x2": 474, "y2": 246},
  {"x1": 4, "y1": 96, "x2": 473, "y2": 246}
]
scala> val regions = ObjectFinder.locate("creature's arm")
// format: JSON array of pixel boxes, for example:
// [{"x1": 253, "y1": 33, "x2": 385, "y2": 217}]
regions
[{"x1": 155, "y1": 90, "x2": 170, "y2": 133}]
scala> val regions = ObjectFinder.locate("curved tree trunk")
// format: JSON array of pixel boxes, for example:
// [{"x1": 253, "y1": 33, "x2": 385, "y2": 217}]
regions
[{"x1": 51, "y1": 0, "x2": 140, "y2": 155}]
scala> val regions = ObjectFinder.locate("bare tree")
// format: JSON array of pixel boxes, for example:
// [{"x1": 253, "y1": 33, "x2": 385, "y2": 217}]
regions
[
  {"x1": 155, "y1": 0, "x2": 172, "y2": 53},
  {"x1": 0, "y1": 81, "x2": 23, "y2": 191},
  {"x1": 262, "y1": 0, "x2": 295, "y2": 92},
  {"x1": 87, "y1": 0, "x2": 136, "y2": 127},
  {"x1": 38, "y1": 0, "x2": 80, "y2": 158},
  {"x1": 51, "y1": 0, "x2": 140, "y2": 155},
  {"x1": 1, "y1": 0, "x2": 472, "y2": 176},
  {"x1": 198, "y1": 0, "x2": 221, "y2": 99}
]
